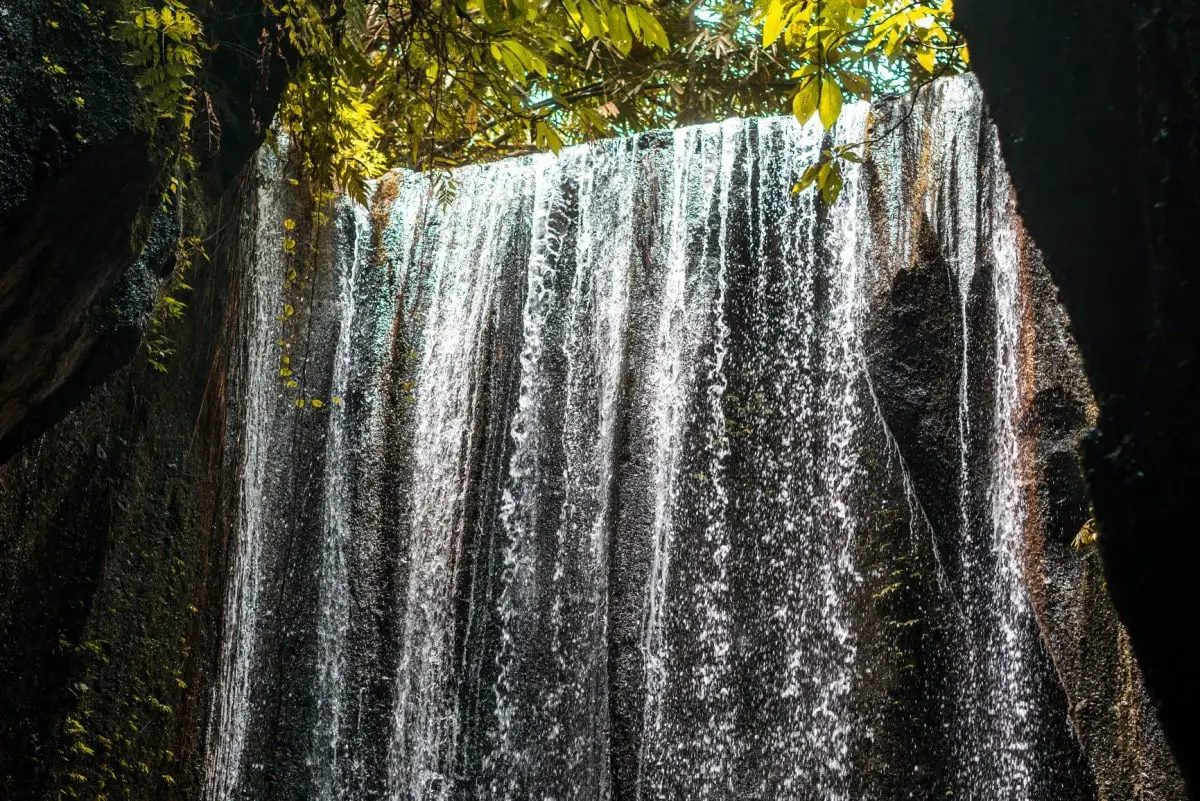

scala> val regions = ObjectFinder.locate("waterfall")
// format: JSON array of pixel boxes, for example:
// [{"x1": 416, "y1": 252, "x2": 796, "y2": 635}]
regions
[
  {"x1": 204, "y1": 76, "x2": 1091, "y2": 801},
  {"x1": 387, "y1": 161, "x2": 528, "y2": 801},
  {"x1": 313, "y1": 200, "x2": 372, "y2": 800},
  {"x1": 204, "y1": 153, "x2": 287, "y2": 801}
]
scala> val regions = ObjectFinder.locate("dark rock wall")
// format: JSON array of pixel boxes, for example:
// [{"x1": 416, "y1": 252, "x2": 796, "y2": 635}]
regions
[
  {"x1": 0, "y1": 177, "x2": 257, "y2": 799},
  {"x1": 0, "y1": 9, "x2": 293, "y2": 784},
  {"x1": 1020, "y1": 241, "x2": 1182, "y2": 801},
  {"x1": 0, "y1": 0, "x2": 292, "y2": 464},
  {"x1": 952, "y1": 2, "x2": 1200, "y2": 792},
  {"x1": 0, "y1": 0, "x2": 156, "y2": 464},
  {"x1": 861, "y1": 85, "x2": 1185, "y2": 801}
]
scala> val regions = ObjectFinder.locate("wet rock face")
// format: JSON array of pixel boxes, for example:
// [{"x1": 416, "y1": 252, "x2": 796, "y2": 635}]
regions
[
  {"x1": 0, "y1": 0, "x2": 293, "y2": 464},
  {"x1": 0, "y1": 197, "x2": 254, "y2": 799},
  {"x1": 862, "y1": 216, "x2": 962, "y2": 563},
  {"x1": 1019, "y1": 249, "x2": 1184, "y2": 801},
  {"x1": 0, "y1": 0, "x2": 156, "y2": 463},
  {"x1": 0, "y1": 0, "x2": 138, "y2": 219},
  {"x1": 954, "y1": 1, "x2": 1200, "y2": 792},
  {"x1": 861, "y1": 87, "x2": 1186, "y2": 801}
]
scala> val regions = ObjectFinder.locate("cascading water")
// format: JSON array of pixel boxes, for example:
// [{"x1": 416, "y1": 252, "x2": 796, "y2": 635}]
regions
[
  {"x1": 387, "y1": 161, "x2": 529, "y2": 801},
  {"x1": 203, "y1": 76, "x2": 1093, "y2": 801},
  {"x1": 203, "y1": 153, "x2": 287, "y2": 801},
  {"x1": 313, "y1": 200, "x2": 372, "y2": 800}
]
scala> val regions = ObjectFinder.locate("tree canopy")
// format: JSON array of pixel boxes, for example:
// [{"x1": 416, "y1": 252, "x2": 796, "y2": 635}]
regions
[{"x1": 118, "y1": 0, "x2": 968, "y2": 203}]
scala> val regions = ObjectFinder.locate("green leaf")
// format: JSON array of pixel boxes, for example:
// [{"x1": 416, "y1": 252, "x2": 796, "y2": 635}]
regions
[
  {"x1": 792, "y1": 75, "x2": 820, "y2": 124},
  {"x1": 818, "y1": 74, "x2": 843, "y2": 129},
  {"x1": 820, "y1": 160, "x2": 844, "y2": 204},
  {"x1": 630, "y1": 7, "x2": 669, "y2": 50},
  {"x1": 625, "y1": 5, "x2": 641, "y2": 36},
  {"x1": 763, "y1": 0, "x2": 786, "y2": 47},
  {"x1": 795, "y1": 162, "x2": 820, "y2": 193},
  {"x1": 864, "y1": 23, "x2": 891, "y2": 53},
  {"x1": 482, "y1": 0, "x2": 506, "y2": 22},
  {"x1": 837, "y1": 69, "x2": 871, "y2": 99},
  {"x1": 491, "y1": 41, "x2": 528, "y2": 81},
  {"x1": 916, "y1": 45, "x2": 936, "y2": 74},
  {"x1": 578, "y1": 0, "x2": 603, "y2": 37},
  {"x1": 607, "y1": 4, "x2": 632, "y2": 54},
  {"x1": 503, "y1": 40, "x2": 547, "y2": 76},
  {"x1": 536, "y1": 120, "x2": 564, "y2": 153},
  {"x1": 644, "y1": 13, "x2": 669, "y2": 50}
]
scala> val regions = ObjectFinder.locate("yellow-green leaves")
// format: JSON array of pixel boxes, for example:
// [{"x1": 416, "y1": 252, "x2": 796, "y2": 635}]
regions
[
  {"x1": 562, "y1": 0, "x2": 667, "y2": 51},
  {"x1": 292, "y1": 396, "x2": 338, "y2": 410},
  {"x1": 535, "y1": 121, "x2": 565, "y2": 154},
  {"x1": 145, "y1": 233, "x2": 206, "y2": 374},
  {"x1": 819, "y1": 160, "x2": 844, "y2": 204},
  {"x1": 791, "y1": 71, "x2": 842, "y2": 130},
  {"x1": 794, "y1": 144, "x2": 861, "y2": 205},
  {"x1": 796, "y1": 158, "x2": 844, "y2": 204},
  {"x1": 817, "y1": 74, "x2": 842, "y2": 129},
  {"x1": 791, "y1": 67, "x2": 819, "y2": 122},
  {"x1": 114, "y1": 0, "x2": 204, "y2": 128},
  {"x1": 490, "y1": 40, "x2": 549, "y2": 82},
  {"x1": 576, "y1": 0, "x2": 604, "y2": 39},
  {"x1": 762, "y1": 0, "x2": 786, "y2": 47},
  {"x1": 242, "y1": 0, "x2": 966, "y2": 211},
  {"x1": 763, "y1": 0, "x2": 967, "y2": 201},
  {"x1": 1072, "y1": 518, "x2": 1098, "y2": 549},
  {"x1": 266, "y1": 0, "x2": 686, "y2": 183},
  {"x1": 856, "y1": 1, "x2": 963, "y2": 74},
  {"x1": 767, "y1": 0, "x2": 966, "y2": 135},
  {"x1": 916, "y1": 45, "x2": 936, "y2": 74},
  {"x1": 607, "y1": 5, "x2": 633, "y2": 54},
  {"x1": 626, "y1": 6, "x2": 669, "y2": 51},
  {"x1": 837, "y1": 69, "x2": 871, "y2": 100}
]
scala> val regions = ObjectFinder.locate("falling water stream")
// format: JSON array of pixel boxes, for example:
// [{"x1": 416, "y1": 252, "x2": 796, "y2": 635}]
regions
[{"x1": 203, "y1": 77, "x2": 1089, "y2": 801}]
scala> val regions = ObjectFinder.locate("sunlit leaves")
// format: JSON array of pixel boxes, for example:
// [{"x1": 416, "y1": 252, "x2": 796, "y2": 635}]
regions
[
  {"x1": 817, "y1": 74, "x2": 842, "y2": 129},
  {"x1": 795, "y1": 158, "x2": 843, "y2": 204},
  {"x1": 793, "y1": 141, "x2": 861, "y2": 205},
  {"x1": 762, "y1": 0, "x2": 786, "y2": 47},
  {"x1": 535, "y1": 121, "x2": 565, "y2": 153},
  {"x1": 1072, "y1": 517, "x2": 1098, "y2": 549},
  {"x1": 792, "y1": 73, "x2": 819, "y2": 123},
  {"x1": 758, "y1": 0, "x2": 965, "y2": 135},
  {"x1": 114, "y1": 0, "x2": 203, "y2": 126},
  {"x1": 252, "y1": 0, "x2": 966, "y2": 209},
  {"x1": 820, "y1": 159, "x2": 844, "y2": 204},
  {"x1": 837, "y1": 69, "x2": 871, "y2": 100},
  {"x1": 607, "y1": 5, "x2": 633, "y2": 54},
  {"x1": 752, "y1": 0, "x2": 968, "y2": 203},
  {"x1": 572, "y1": 0, "x2": 604, "y2": 39},
  {"x1": 490, "y1": 40, "x2": 549, "y2": 80},
  {"x1": 627, "y1": 7, "x2": 669, "y2": 51}
]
